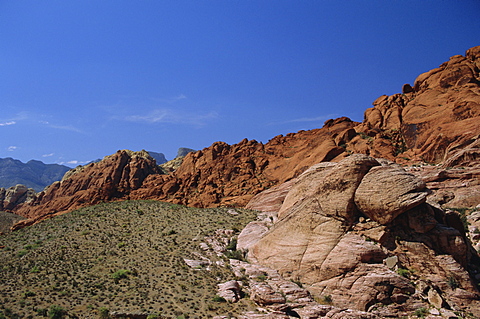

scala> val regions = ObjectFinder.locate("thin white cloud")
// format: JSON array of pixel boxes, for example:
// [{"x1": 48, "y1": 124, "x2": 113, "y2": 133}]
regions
[
  {"x1": 150, "y1": 94, "x2": 187, "y2": 104},
  {"x1": 0, "y1": 112, "x2": 29, "y2": 125},
  {"x1": 171, "y1": 94, "x2": 187, "y2": 102},
  {"x1": 48, "y1": 124, "x2": 83, "y2": 133},
  {"x1": 7, "y1": 146, "x2": 17, "y2": 151},
  {"x1": 42, "y1": 153, "x2": 54, "y2": 157},
  {"x1": 57, "y1": 160, "x2": 89, "y2": 166},
  {"x1": 40, "y1": 121, "x2": 83, "y2": 133},
  {"x1": 269, "y1": 114, "x2": 340, "y2": 125},
  {"x1": 121, "y1": 108, "x2": 218, "y2": 126},
  {"x1": 0, "y1": 121, "x2": 16, "y2": 126}
]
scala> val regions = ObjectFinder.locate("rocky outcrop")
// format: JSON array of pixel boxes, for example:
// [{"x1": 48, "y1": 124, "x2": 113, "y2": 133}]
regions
[
  {"x1": 354, "y1": 165, "x2": 428, "y2": 224},
  {"x1": 245, "y1": 155, "x2": 480, "y2": 317},
  {"x1": 10, "y1": 150, "x2": 161, "y2": 229},
  {"x1": 131, "y1": 118, "x2": 356, "y2": 207},
  {"x1": 356, "y1": 46, "x2": 480, "y2": 164},
  {"x1": 0, "y1": 184, "x2": 36, "y2": 211},
  {"x1": 131, "y1": 45, "x2": 480, "y2": 208}
]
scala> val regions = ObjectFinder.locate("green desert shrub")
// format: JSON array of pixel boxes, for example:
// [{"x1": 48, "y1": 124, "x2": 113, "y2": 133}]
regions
[
  {"x1": 98, "y1": 307, "x2": 110, "y2": 319},
  {"x1": 397, "y1": 268, "x2": 411, "y2": 278},
  {"x1": 414, "y1": 307, "x2": 428, "y2": 318},
  {"x1": 212, "y1": 295, "x2": 226, "y2": 303},
  {"x1": 48, "y1": 305, "x2": 66, "y2": 319},
  {"x1": 111, "y1": 269, "x2": 130, "y2": 282}
]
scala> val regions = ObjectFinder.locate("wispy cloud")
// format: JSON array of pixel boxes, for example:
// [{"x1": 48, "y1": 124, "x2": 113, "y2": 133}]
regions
[
  {"x1": 269, "y1": 114, "x2": 340, "y2": 125},
  {"x1": 147, "y1": 94, "x2": 188, "y2": 104},
  {"x1": 49, "y1": 124, "x2": 83, "y2": 133},
  {"x1": 42, "y1": 153, "x2": 54, "y2": 157},
  {"x1": 39, "y1": 121, "x2": 83, "y2": 133},
  {"x1": 0, "y1": 111, "x2": 29, "y2": 125},
  {"x1": 1, "y1": 112, "x2": 84, "y2": 133},
  {"x1": 121, "y1": 108, "x2": 218, "y2": 126},
  {"x1": 170, "y1": 94, "x2": 187, "y2": 102},
  {"x1": 0, "y1": 121, "x2": 16, "y2": 126},
  {"x1": 7, "y1": 146, "x2": 17, "y2": 151},
  {"x1": 57, "y1": 160, "x2": 89, "y2": 166}
]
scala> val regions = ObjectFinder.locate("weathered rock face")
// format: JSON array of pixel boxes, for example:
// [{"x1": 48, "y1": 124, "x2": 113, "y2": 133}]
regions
[
  {"x1": 402, "y1": 136, "x2": 480, "y2": 210},
  {"x1": 132, "y1": 45, "x2": 480, "y2": 208},
  {"x1": 246, "y1": 155, "x2": 480, "y2": 316},
  {"x1": 250, "y1": 155, "x2": 380, "y2": 282},
  {"x1": 354, "y1": 166, "x2": 428, "y2": 224},
  {"x1": 356, "y1": 46, "x2": 480, "y2": 164},
  {"x1": 11, "y1": 150, "x2": 161, "y2": 229},
  {"x1": 0, "y1": 184, "x2": 36, "y2": 211},
  {"x1": 131, "y1": 118, "x2": 356, "y2": 207}
]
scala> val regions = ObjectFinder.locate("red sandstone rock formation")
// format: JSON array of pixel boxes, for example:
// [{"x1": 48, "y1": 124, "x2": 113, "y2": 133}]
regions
[
  {"x1": 8, "y1": 45, "x2": 480, "y2": 229},
  {"x1": 130, "y1": 117, "x2": 355, "y2": 207},
  {"x1": 354, "y1": 45, "x2": 480, "y2": 163},
  {"x1": 131, "y1": 46, "x2": 480, "y2": 208},
  {"x1": 11, "y1": 150, "x2": 161, "y2": 229}
]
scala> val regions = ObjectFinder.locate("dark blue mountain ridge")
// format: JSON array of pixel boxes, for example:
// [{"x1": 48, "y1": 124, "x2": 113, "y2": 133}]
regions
[{"x1": 0, "y1": 158, "x2": 70, "y2": 192}]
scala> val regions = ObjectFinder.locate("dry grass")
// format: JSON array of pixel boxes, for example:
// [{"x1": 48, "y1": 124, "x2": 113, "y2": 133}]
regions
[{"x1": 0, "y1": 200, "x2": 258, "y2": 318}]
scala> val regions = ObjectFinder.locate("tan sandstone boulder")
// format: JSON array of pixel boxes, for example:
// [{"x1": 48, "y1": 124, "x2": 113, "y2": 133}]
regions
[
  {"x1": 354, "y1": 165, "x2": 428, "y2": 225},
  {"x1": 250, "y1": 155, "x2": 379, "y2": 283}
]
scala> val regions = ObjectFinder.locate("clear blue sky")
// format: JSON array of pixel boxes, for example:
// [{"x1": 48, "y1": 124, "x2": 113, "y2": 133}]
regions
[{"x1": 1, "y1": 1, "x2": 479, "y2": 167}]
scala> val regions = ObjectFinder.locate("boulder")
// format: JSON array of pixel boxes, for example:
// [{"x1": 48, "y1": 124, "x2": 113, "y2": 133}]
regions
[
  {"x1": 249, "y1": 282, "x2": 286, "y2": 305},
  {"x1": 218, "y1": 280, "x2": 242, "y2": 302},
  {"x1": 354, "y1": 165, "x2": 428, "y2": 224},
  {"x1": 0, "y1": 184, "x2": 36, "y2": 211},
  {"x1": 250, "y1": 155, "x2": 379, "y2": 283}
]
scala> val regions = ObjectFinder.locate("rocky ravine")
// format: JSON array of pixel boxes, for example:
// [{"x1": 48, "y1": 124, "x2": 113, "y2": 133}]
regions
[{"x1": 235, "y1": 154, "x2": 480, "y2": 318}]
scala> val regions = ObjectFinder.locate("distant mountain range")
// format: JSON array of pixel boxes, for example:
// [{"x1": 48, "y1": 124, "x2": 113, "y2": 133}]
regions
[
  {"x1": 146, "y1": 148, "x2": 196, "y2": 164},
  {"x1": 0, "y1": 148, "x2": 196, "y2": 192},
  {"x1": 0, "y1": 158, "x2": 71, "y2": 192},
  {"x1": 146, "y1": 151, "x2": 167, "y2": 164}
]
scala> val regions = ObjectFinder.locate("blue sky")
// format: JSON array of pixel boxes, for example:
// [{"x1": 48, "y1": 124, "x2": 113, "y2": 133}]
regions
[{"x1": 1, "y1": 1, "x2": 479, "y2": 167}]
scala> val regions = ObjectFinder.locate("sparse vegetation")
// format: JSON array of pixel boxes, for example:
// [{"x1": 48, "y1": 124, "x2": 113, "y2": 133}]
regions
[
  {"x1": 446, "y1": 207, "x2": 473, "y2": 232},
  {"x1": 397, "y1": 268, "x2": 411, "y2": 278},
  {"x1": 98, "y1": 307, "x2": 110, "y2": 319},
  {"x1": 321, "y1": 294, "x2": 332, "y2": 304},
  {"x1": 212, "y1": 295, "x2": 227, "y2": 302},
  {"x1": 447, "y1": 275, "x2": 459, "y2": 289},
  {"x1": 111, "y1": 269, "x2": 130, "y2": 282},
  {"x1": 0, "y1": 200, "x2": 257, "y2": 317},
  {"x1": 414, "y1": 307, "x2": 428, "y2": 318},
  {"x1": 48, "y1": 305, "x2": 66, "y2": 319}
]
